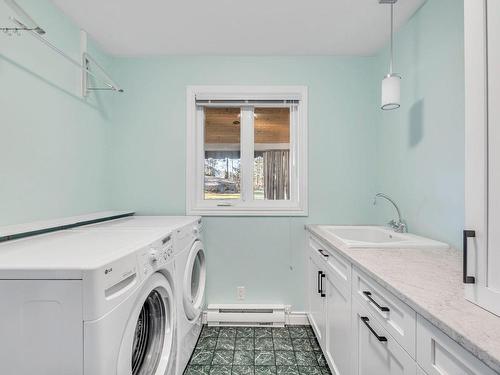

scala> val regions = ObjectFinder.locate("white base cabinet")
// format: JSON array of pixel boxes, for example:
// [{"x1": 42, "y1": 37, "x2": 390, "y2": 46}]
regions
[
  {"x1": 306, "y1": 231, "x2": 498, "y2": 375},
  {"x1": 416, "y1": 316, "x2": 497, "y2": 375},
  {"x1": 307, "y1": 234, "x2": 352, "y2": 374},
  {"x1": 325, "y1": 263, "x2": 351, "y2": 375},
  {"x1": 352, "y1": 299, "x2": 416, "y2": 375},
  {"x1": 308, "y1": 248, "x2": 326, "y2": 345}
]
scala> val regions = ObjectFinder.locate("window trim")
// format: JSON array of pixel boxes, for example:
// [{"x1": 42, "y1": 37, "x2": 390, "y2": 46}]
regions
[{"x1": 186, "y1": 85, "x2": 308, "y2": 216}]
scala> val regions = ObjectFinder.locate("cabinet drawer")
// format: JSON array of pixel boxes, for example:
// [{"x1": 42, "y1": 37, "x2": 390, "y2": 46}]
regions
[
  {"x1": 309, "y1": 235, "x2": 351, "y2": 288},
  {"x1": 416, "y1": 316, "x2": 497, "y2": 375},
  {"x1": 352, "y1": 267, "x2": 416, "y2": 358},
  {"x1": 352, "y1": 299, "x2": 417, "y2": 375}
]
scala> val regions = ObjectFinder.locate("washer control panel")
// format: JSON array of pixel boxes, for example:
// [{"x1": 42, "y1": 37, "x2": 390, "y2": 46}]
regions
[{"x1": 139, "y1": 233, "x2": 173, "y2": 276}]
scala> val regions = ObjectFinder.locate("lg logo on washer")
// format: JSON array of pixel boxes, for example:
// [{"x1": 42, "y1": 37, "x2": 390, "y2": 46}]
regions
[{"x1": 104, "y1": 267, "x2": 113, "y2": 275}]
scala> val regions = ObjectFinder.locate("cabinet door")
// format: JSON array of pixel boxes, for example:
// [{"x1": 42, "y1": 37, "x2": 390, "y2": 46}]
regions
[
  {"x1": 464, "y1": 0, "x2": 500, "y2": 316},
  {"x1": 416, "y1": 316, "x2": 497, "y2": 375},
  {"x1": 325, "y1": 272, "x2": 351, "y2": 375},
  {"x1": 308, "y1": 252, "x2": 326, "y2": 345},
  {"x1": 352, "y1": 300, "x2": 416, "y2": 375}
]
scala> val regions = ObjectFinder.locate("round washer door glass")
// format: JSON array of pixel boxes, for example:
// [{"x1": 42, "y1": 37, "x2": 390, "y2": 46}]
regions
[
  {"x1": 117, "y1": 273, "x2": 175, "y2": 375},
  {"x1": 183, "y1": 241, "x2": 206, "y2": 320},
  {"x1": 132, "y1": 290, "x2": 165, "y2": 375}
]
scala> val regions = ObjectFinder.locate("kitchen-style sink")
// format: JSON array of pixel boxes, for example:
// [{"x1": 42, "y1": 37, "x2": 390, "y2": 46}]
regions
[{"x1": 317, "y1": 225, "x2": 449, "y2": 249}]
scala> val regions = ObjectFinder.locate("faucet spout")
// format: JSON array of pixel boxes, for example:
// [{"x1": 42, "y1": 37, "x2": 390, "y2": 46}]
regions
[{"x1": 374, "y1": 192, "x2": 407, "y2": 233}]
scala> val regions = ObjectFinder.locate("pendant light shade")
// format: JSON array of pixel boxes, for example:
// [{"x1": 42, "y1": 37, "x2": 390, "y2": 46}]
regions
[
  {"x1": 380, "y1": 0, "x2": 400, "y2": 111},
  {"x1": 381, "y1": 74, "x2": 401, "y2": 110}
]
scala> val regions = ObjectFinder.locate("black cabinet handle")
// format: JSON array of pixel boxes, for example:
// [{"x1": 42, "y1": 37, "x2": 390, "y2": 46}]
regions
[
  {"x1": 463, "y1": 230, "x2": 476, "y2": 284},
  {"x1": 318, "y1": 249, "x2": 329, "y2": 258},
  {"x1": 363, "y1": 291, "x2": 390, "y2": 312},
  {"x1": 361, "y1": 316, "x2": 387, "y2": 342},
  {"x1": 320, "y1": 272, "x2": 326, "y2": 297},
  {"x1": 317, "y1": 271, "x2": 322, "y2": 293}
]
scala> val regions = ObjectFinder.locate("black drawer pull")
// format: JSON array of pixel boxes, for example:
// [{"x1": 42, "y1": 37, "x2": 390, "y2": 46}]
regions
[
  {"x1": 318, "y1": 249, "x2": 329, "y2": 258},
  {"x1": 361, "y1": 316, "x2": 387, "y2": 342},
  {"x1": 463, "y1": 230, "x2": 476, "y2": 284},
  {"x1": 320, "y1": 272, "x2": 326, "y2": 298},
  {"x1": 363, "y1": 291, "x2": 390, "y2": 312}
]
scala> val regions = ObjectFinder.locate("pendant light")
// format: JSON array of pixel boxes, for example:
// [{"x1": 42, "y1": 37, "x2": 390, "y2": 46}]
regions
[{"x1": 380, "y1": 0, "x2": 401, "y2": 110}]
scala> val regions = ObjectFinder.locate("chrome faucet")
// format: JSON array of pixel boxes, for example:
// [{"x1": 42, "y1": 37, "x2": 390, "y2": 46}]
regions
[{"x1": 373, "y1": 192, "x2": 407, "y2": 233}]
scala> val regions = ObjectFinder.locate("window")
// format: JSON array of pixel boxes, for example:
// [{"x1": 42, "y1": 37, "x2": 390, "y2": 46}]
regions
[{"x1": 186, "y1": 86, "x2": 308, "y2": 216}]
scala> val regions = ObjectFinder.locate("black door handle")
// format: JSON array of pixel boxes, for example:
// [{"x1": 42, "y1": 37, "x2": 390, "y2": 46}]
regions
[
  {"x1": 363, "y1": 291, "x2": 390, "y2": 312},
  {"x1": 463, "y1": 230, "x2": 476, "y2": 284},
  {"x1": 360, "y1": 316, "x2": 387, "y2": 342},
  {"x1": 320, "y1": 272, "x2": 326, "y2": 298},
  {"x1": 317, "y1": 271, "x2": 322, "y2": 293}
]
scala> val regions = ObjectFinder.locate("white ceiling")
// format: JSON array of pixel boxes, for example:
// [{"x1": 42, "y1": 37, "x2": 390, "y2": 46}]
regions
[{"x1": 50, "y1": 0, "x2": 426, "y2": 56}]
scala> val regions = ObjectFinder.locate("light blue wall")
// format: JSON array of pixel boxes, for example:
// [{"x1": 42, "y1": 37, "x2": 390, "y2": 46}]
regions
[
  {"x1": 0, "y1": 0, "x2": 115, "y2": 225},
  {"x1": 109, "y1": 57, "x2": 379, "y2": 309},
  {"x1": 374, "y1": 0, "x2": 465, "y2": 249},
  {"x1": 0, "y1": 0, "x2": 465, "y2": 311}
]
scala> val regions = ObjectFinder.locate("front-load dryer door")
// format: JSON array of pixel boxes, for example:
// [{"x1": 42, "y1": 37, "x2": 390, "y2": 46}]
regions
[
  {"x1": 118, "y1": 273, "x2": 176, "y2": 375},
  {"x1": 183, "y1": 241, "x2": 206, "y2": 321}
]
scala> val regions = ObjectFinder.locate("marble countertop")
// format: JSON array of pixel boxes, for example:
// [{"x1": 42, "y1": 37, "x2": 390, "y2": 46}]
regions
[{"x1": 306, "y1": 224, "x2": 500, "y2": 373}]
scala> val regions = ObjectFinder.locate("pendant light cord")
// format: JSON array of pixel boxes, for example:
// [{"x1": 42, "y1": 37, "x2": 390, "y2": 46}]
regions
[{"x1": 390, "y1": 3, "x2": 394, "y2": 75}]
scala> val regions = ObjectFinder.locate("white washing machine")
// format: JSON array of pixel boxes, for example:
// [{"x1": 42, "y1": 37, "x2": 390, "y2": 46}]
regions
[
  {"x1": 72, "y1": 215, "x2": 206, "y2": 375},
  {"x1": 174, "y1": 219, "x2": 206, "y2": 375},
  {"x1": 0, "y1": 228, "x2": 177, "y2": 375}
]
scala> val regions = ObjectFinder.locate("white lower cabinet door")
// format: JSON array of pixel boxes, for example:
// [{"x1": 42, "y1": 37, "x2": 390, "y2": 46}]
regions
[
  {"x1": 352, "y1": 299, "x2": 417, "y2": 375},
  {"x1": 308, "y1": 253, "x2": 327, "y2": 346},
  {"x1": 325, "y1": 270, "x2": 351, "y2": 375},
  {"x1": 416, "y1": 315, "x2": 497, "y2": 375}
]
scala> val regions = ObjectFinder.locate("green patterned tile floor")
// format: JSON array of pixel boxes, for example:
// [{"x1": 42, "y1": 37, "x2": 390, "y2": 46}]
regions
[{"x1": 183, "y1": 325, "x2": 332, "y2": 375}]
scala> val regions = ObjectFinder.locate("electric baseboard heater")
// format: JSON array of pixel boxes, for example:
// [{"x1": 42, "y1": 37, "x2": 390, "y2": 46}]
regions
[{"x1": 206, "y1": 304, "x2": 286, "y2": 327}]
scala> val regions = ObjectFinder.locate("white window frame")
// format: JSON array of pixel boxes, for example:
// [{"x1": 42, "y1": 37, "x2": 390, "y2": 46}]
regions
[{"x1": 186, "y1": 85, "x2": 308, "y2": 216}]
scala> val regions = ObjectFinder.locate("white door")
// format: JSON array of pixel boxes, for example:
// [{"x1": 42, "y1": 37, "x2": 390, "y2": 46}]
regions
[
  {"x1": 183, "y1": 240, "x2": 206, "y2": 321},
  {"x1": 352, "y1": 300, "x2": 416, "y2": 375},
  {"x1": 486, "y1": 0, "x2": 500, "y2": 300},
  {"x1": 308, "y1": 253, "x2": 326, "y2": 345},
  {"x1": 325, "y1": 272, "x2": 351, "y2": 375},
  {"x1": 464, "y1": 0, "x2": 500, "y2": 316}
]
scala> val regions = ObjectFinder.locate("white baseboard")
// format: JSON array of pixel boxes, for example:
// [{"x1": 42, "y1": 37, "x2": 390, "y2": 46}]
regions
[
  {"x1": 201, "y1": 309, "x2": 310, "y2": 326},
  {"x1": 286, "y1": 311, "x2": 310, "y2": 325}
]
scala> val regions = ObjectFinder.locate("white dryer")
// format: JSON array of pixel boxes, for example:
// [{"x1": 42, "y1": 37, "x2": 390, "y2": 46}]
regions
[
  {"x1": 0, "y1": 228, "x2": 177, "y2": 375},
  {"x1": 174, "y1": 219, "x2": 206, "y2": 375}
]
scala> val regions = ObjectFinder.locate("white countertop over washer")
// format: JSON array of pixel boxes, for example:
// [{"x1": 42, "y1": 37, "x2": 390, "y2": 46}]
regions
[{"x1": 0, "y1": 228, "x2": 169, "y2": 279}]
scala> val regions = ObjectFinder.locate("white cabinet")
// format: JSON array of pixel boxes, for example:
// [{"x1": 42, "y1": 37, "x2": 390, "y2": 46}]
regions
[
  {"x1": 307, "y1": 234, "x2": 352, "y2": 374},
  {"x1": 352, "y1": 268, "x2": 416, "y2": 357},
  {"x1": 351, "y1": 299, "x2": 417, "y2": 375},
  {"x1": 464, "y1": 0, "x2": 500, "y2": 316},
  {"x1": 308, "y1": 244, "x2": 326, "y2": 345},
  {"x1": 416, "y1": 316, "x2": 497, "y2": 375},
  {"x1": 325, "y1": 262, "x2": 352, "y2": 375},
  {"x1": 306, "y1": 232, "x2": 497, "y2": 375}
]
